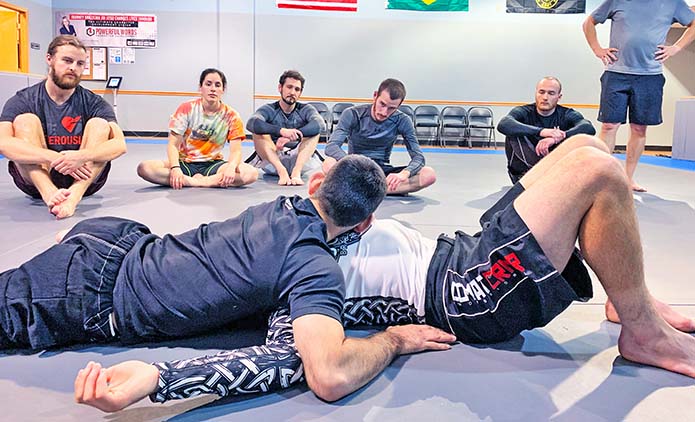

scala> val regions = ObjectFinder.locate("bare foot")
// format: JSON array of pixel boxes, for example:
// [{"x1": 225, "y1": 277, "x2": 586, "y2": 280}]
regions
[
  {"x1": 278, "y1": 174, "x2": 291, "y2": 185},
  {"x1": 55, "y1": 229, "x2": 70, "y2": 243},
  {"x1": 618, "y1": 322, "x2": 695, "y2": 378},
  {"x1": 46, "y1": 188, "x2": 71, "y2": 209},
  {"x1": 290, "y1": 176, "x2": 304, "y2": 186},
  {"x1": 51, "y1": 197, "x2": 77, "y2": 219},
  {"x1": 606, "y1": 299, "x2": 695, "y2": 332},
  {"x1": 630, "y1": 181, "x2": 646, "y2": 192}
]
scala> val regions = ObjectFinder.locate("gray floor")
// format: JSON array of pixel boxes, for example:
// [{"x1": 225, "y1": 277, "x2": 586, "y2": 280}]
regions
[{"x1": 1, "y1": 142, "x2": 695, "y2": 422}]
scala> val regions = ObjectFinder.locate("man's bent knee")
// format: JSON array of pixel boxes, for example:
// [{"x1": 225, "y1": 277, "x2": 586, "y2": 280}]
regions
[
  {"x1": 84, "y1": 117, "x2": 110, "y2": 134},
  {"x1": 418, "y1": 166, "x2": 437, "y2": 187},
  {"x1": 13, "y1": 113, "x2": 42, "y2": 134},
  {"x1": 564, "y1": 134, "x2": 610, "y2": 154},
  {"x1": 570, "y1": 147, "x2": 626, "y2": 187}
]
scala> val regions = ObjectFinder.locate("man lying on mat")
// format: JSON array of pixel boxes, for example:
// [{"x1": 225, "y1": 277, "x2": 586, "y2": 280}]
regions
[
  {"x1": 74, "y1": 135, "x2": 695, "y2": 412},
  {"x1": 0, "y1": 155, "x2": 453, "y2": 409}
]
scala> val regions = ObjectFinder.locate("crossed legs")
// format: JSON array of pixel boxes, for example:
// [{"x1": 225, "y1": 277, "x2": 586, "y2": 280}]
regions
[
  {"x1": 514, "y1": 134, "x2": 695, "y2": 377},
  {"x1": 12, "y1": 114, "x2": 110, "y2": 219},
  {"x1": 252, "y1": 134, "x2": 319, "y2": 185},
  {"x1": 137, "y1": 160, "x2": 258, "y2": 188}
]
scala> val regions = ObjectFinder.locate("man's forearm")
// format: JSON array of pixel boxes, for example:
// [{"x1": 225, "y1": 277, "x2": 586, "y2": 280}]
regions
[
  {"x1": 674, "y1": 23, "x2": 695, "y2": 51},
  {"x1": 582, "y1": 16, "x2": 602, "y2": 52},
  {"x1": 152, "y1": 307, "x2": 302, "y2": 402},
  {"x1": 565, "y1": 119, "x2": 596, "y2": 138},
  {"x1": 0, "y1": 136, "x2": 58, "y2": 164},
  {"x1": 324, "y1": 136, "x2": 348, "y2": 160},
  {"x1": 297, "y1": 119, "x2": 322, "y2": 138},
  {"x1": 247, "y1": 117, "x2": 282, "y2": 137},
  {"x1": 497, "y1": 116, "x2": 541, "y2": 137},
  {"x1": 312, "y1": 330, "x2": 400, "y2": 402},
  {"x1": 84, "y1": 137, "x2": 126, "y2": 162}
]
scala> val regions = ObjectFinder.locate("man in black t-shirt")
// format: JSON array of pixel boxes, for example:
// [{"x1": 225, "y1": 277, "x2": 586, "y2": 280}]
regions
[
  {"x1": 0, "y1": 35, "x2": 126, "y2": 219},
  {"x1": 1, "y1": 155, "x2": 454, "y2": 409},
  {"x1": 497, "y1": 77, "x2": 595, "y2": 183}
]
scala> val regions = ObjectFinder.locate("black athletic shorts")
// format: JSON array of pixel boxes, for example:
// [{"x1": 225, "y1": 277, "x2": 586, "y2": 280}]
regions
[
  {"x1": 425, "y1": 183, "x2": 593, "y2": 343},
  {"x1": 179, "y1": 159, "x2": 226, "y2": 177},
  {"x1": 8, "y1": 160, "x2": 111, "y2": 199}
]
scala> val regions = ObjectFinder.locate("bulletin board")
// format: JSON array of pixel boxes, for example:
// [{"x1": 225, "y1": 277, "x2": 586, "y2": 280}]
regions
[{"x1": 81, "y1": 47, "x2": 108, "y2": 81}]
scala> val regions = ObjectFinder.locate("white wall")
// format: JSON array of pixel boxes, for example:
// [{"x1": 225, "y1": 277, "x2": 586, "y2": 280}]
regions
[{"x1": 1, "y1": 0, "x2": 693, "y2": 147}]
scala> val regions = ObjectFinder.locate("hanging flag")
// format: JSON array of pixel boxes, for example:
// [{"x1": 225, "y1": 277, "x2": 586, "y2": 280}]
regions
[
  {"x1": 277, "y1": 0, "x2": 358, "y2": 12},
  {"x1": 386, "y1": 0, "x2": 469, "y2": 12},
  {"x1": 506, "y1": 0, "x2": 585, "y2": 14}
]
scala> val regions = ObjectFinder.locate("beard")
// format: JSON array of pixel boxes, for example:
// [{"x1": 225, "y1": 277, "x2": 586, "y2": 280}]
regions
[
  {"x1": 281, "y1": 95, "x2": 297, "y2": 106},
  {"x1": 50, "y1": 67, "x2": 81, "y2": 90}
]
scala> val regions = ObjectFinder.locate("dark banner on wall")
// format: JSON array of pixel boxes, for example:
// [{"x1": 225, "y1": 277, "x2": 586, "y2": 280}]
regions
[
  {"x1": 387, "y1": 0, "x2": 469, "y2": 12},
  {"x1": 506, "y1": 0, "x2": 586, "y2": 14}
]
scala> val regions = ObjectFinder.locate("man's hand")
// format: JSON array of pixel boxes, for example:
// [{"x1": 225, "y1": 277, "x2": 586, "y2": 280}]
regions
[
  {"x1": 385, "y1": 324, "x2": 457, "y2": 354},
  {"x1": 218, "y1": 164, "x2": 237, "y2": 187},
  {"x1": 275, "y1": 136, "x2": 292, "y2": 151},
  {"x1": 74, "y1": 360, "x2": 160, "y2": 413},
  {"x1": 51, "y1": 150, "x2": 92, "y2": 180},
  {"x1": 593, "y1": 46, "x2": 619, "y2": 65},
  {"x1": 386, "y1": 171, "x2": 409, "y2": 192},
  {"x1": 279, "y1": 128, "x2": 302, "y2": 141},
  {"x1": 535, "y1": 138, "x2": 557, "y2": 157},
  {"x1": 169, "y1": 167, "x2": 184, "y2": 189},
  {"x1": 539, "y1": 128, "x2": 565, "y2": 142},
  {"x1": 655, "y1": 44, "x2": 681, "y2": 63}
]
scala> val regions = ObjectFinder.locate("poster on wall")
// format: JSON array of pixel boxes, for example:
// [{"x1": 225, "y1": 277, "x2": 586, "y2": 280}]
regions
[
  {"x1": 506, "y1": 0, "x2": 586, "y2": 14},
  {"x1": 80, "y1": 47, "x2": 107, "y2": 81},
  {"x1": 109, "y1": 48, "x2": 122, "y2": 64},
  {"x1": 54, "y1": 12, "x2": 157, "y2": 48}
]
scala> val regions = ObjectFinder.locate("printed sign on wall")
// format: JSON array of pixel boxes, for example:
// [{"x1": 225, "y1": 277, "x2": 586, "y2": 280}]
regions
[{"x1": 55, "y1": 12, "x2": 157, "y2": 48}]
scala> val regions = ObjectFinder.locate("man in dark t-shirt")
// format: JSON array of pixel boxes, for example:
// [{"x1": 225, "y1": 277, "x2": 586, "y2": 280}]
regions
[
  {"x1": 0, "y1": 35, "x2": 126, "y2": 219},
  {"x1": 1, "y1": 155, "x2": 454, "y2": 407},
  {"x1": 497, "y1": 76, "x2": 595, "y2": 183}
]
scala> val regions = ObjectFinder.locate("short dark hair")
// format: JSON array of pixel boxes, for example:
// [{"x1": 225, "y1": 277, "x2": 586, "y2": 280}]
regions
[
  {"x1": 376, "y1": 78, "x2": 406, "y2": 102},
  {"x1": 316, "y1": 156, "x2": 386, "y2": 227},
  {"x1": 199, "y1": 68, "x2": 227, "y2": 89},
  {"x1": 47, "y1": 35, "x2": 86, "y2": 56},
  {"x1": 279, "y1": 70, "x2": 305, "y2": 91}
]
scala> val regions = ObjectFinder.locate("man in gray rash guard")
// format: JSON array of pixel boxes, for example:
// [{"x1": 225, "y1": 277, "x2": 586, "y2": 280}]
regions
[
  {"x1": 323, "y1": 78, "x2": 436, "y2": 195},
  {"x1": 246, "y1": 70, "x2": 325, "y2": 185}
]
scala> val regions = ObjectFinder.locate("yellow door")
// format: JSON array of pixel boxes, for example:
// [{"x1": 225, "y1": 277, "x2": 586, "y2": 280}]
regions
[{"x1": 0, "y1": 9, "x2": 20, "y2": 72}]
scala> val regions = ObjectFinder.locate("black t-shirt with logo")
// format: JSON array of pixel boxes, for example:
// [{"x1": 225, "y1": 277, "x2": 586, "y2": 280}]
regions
[{"x1": 0, "y1": 81, "x2": 116, "y2": 151}]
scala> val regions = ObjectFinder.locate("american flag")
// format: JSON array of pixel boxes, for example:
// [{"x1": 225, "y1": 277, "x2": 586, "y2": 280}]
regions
[{"x1": 276, "y1": 0, "x2": 358, "y2": 12}]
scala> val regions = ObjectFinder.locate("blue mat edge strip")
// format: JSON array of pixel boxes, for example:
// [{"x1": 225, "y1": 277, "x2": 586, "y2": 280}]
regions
[{"x1": 1, "y1": 138, "x2": 694, "y2": 172}]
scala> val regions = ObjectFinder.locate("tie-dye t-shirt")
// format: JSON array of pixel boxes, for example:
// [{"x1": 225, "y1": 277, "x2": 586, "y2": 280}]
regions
[{"x1": 169, "y1": 98, "x2": 245, "y2": 162}]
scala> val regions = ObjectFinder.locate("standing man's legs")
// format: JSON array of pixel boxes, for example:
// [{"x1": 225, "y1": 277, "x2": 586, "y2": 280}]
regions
[
  {"x1": 625, "y1": 123, "x2": 647, "y2": 192},
  {"x1": 598, "y1": 122, "x2": 620, "y2": 154},
  {"x1": 514, "y1": 137, "x2": 695, "y2": 377}
]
